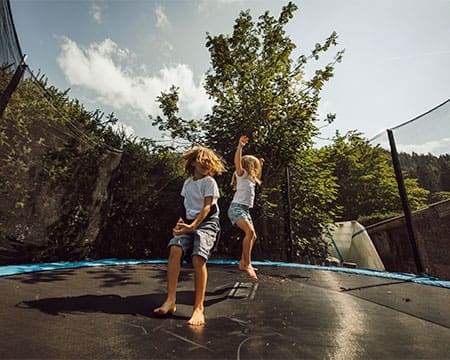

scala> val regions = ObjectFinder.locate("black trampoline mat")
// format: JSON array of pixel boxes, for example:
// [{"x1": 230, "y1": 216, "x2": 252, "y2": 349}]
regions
[{"x1": 1, "y1": 264, "x2": 449, "y2": 359}]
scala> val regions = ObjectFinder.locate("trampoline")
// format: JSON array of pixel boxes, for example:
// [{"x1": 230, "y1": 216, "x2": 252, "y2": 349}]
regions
[{"x1": 1, "y1": 260, "x2": 450, "y2": 359}]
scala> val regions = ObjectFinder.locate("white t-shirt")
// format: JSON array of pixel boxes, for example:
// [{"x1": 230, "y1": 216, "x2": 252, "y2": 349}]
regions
[
  {"x1": 231, "y1": 169, "x2": 256, "y2": 208},
  {"x1": 181, "y1": 176, "x2": 220, "y2": 220}
]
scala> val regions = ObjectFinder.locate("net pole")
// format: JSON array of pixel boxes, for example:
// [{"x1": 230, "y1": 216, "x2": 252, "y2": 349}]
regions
[
  {"x1": 387, "y1": 129, "x2": 424, "y2": 274},
  {"x1": 0, "y1": 55, "x2": 26, "y2": 119},
  {"x1": 284, "y1": 166, "x2": 294, "y2": 262}
]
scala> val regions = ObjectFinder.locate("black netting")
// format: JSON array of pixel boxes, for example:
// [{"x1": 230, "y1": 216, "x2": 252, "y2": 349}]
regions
[
  {"x1": 369, "y1": 100, "x2": 450, "y2": 278},
  {"x1": 0, "y1": 0, "x2": 125, "y2": 265},
  {"x1": 0, "y1": 0, "x2": 24, "y2": 70},
  {"x1": 371, "y1": 99, "x2": 450, "y2": 156},
  {"x1": 371, "y1": 99, "x2": 450, "y2": 199},
  {"x1": 391, "y1": 99, "x2": 450, "y2": 156}
]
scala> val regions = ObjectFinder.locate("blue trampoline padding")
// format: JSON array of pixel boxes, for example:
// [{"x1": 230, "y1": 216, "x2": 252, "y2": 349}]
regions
[
  {"x1": 0, "y1": 259, "x2": 167, "y2": 277},
  {"x1": 1, "y1": 258, "x2": 449, "y2": 290}
]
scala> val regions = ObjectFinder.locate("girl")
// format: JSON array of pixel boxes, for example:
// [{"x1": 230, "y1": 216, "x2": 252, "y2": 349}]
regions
[
  {"x1": 154, "y1": 145, "x2": 225, "y2": 326},
  {"x1": 227, "y1": 135, "x2": 263, "y2": 280}
]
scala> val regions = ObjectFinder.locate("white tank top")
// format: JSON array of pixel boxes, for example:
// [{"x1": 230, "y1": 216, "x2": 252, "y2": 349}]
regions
[{"x1": 232, "y1": 170, "x2": 255, "y2": 208}]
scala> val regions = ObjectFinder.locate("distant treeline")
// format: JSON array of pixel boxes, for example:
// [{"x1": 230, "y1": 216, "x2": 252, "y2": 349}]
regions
[{"x1": 398, "y1": 152, "x2": 450, "y2": 203}]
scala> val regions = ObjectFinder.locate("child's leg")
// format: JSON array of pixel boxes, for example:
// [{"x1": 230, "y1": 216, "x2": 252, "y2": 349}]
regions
[
  {"x1": 188, "y1": 254, "x2": 207, "y2": 326},
  {"x1": 153, "y1": 245, "x2": 182, "y2": 315},
  {"x1": 235, "y1": 218, "x2": 257, "y2": 280}
]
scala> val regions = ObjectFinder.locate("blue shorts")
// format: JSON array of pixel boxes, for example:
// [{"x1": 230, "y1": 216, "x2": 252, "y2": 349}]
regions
[
  {"x1": 228, "y1": 202, "x2": 253, "y2": 225},
  {"x1": 168, "y1": 217, "x2": 220, "y2": 261}
]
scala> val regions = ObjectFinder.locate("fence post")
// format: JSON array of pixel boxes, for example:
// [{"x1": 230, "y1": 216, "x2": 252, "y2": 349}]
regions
[
  {"x1": 284, "y1": 166, "x2": 294, "y2": 262},
  {"x1": 387, "y1": 129, "x2": 424, "y2": 274}
]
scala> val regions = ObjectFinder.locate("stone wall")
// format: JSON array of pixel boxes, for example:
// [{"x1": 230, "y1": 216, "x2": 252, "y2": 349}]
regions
[{"x1": 366, "y1": 199, "x2": 450, "y2": 280}]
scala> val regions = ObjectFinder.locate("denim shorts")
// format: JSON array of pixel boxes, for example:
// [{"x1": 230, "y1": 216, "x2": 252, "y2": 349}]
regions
[
  {"x1": 228, "y1": 202, "x2": 253, "y2": 225},
  {"x1": 168, "y1": 216, "x2": 220, "y2": 261}
]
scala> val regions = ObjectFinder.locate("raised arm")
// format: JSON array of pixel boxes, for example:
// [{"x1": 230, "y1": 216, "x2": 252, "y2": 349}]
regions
[{"x1": 234, "y1": 135, "x2": 248, "y2": 176}]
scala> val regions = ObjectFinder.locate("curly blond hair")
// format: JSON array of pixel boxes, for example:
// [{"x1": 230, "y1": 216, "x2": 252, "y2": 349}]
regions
[
  {"x1": 231, "y1": 155, "x2": 262, "y2": 188},
  {"x1": 182, "y1": 146, "x2": 225, "y2": 177}
]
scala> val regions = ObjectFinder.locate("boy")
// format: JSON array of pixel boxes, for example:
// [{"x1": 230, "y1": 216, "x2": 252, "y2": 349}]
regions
[{"x1": 153, "y1": 146, "x2": 225, "y2": 326}]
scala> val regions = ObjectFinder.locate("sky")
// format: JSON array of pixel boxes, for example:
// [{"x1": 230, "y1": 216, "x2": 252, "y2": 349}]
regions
[{"x1": 9, "y1": 0, "x2": 450, "y2": 153}]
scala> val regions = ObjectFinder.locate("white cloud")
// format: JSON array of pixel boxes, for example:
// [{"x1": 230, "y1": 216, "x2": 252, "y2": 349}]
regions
[
  {"x1": 90, "y1": 4, "x2": 103, "y2": 24},
  {"x1": 155, "y1": 6, "x2": 170, "y2": 30},
  {"x1": 56, "y1": 37, "x2": 213, "y2": 122},
  {"x1": 397, "y1": 137, "x2": 450, "y2": 155}
]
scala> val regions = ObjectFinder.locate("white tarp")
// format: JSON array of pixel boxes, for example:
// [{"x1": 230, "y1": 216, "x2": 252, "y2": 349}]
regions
[{"x1": 324, "y1": 221, "x2": 385, "y2": 271}]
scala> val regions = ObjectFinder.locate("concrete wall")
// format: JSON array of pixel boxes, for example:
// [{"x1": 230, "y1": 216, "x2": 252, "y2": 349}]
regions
[{"x1": 366, "y1": 199, "x2": 450, "y2": 280}]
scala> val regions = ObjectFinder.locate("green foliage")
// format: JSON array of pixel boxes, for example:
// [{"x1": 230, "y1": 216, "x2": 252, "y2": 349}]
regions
[
  {"x1": 43, "y1": 204, "x2": 90, "y2": 261},
  {"x1": 0, "y1": 69, "x2": 34, "y2": 212},
  {"x1": 203, "y1": 3, "x2": 343, "y2": 162},
  {"x1": 0, "y1": 66, "x2": 115, "y2": 264},
  {"x1": 318, "y1": 131, "x2": 429, "y2": 221},
  {"x1": 428, "y1": 191, "x2": 450, "y2": 203},
  {"x1": 204, "y1": 2, "x2": 344, "y2": 261},
  {"x1": 94, "y1": 138, "x2": 184, "y2": 259},
  {"x1": 357, "y1": 211, "x2": 403, "y2": 227},
  {"x1": 154, "y1": 2, "x2": 343, "y2": 261},
  {"x1": 399, "y1": 152, "x2": 450, "y2": 204},
  {"x1": 149, "y1": 86, "x2": 203, "y2": 144},
  {"x1": 1, "y1": 63, "x2": 194, "y2": 264},
  {"x1": 403, "y1": 178, "x2": 429, "y2": 210}
]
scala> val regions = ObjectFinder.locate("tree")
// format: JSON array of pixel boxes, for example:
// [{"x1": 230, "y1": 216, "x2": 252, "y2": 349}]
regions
[
  {"x1": 399, "y1": 152, "x2": 450, "y2": 203},
  {"x1": 319, "y1": 131, "x2": 429, "y2": 224},
  {"x1": 154, "y1": 2, "x2": 344, "y2": 261},
  {"x1": 415, "y1": 153, "x2": 440, "y2": 193},
  {"x1": 439, "y1": 154, "x2": 450, "y2": 192},
  {"x1": 0, "y1": 69, "x2": 121, "y2": 264},
  {"x1": 94, "y1": 138, "x2": 184, "y2": 259},
  {"x1": 150, "y1": 85, "x2": 203, "y2": 145}
]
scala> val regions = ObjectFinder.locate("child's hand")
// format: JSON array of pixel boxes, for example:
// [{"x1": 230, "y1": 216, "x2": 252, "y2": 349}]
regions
[
  {"x1": 174, "y1": 217, "x2": 183, "y2": 231},
  {"x1": 239, "y1": 135, "x2": 249, "y2": 146},
  {"x1": 172, "y1": 217, "x2": 193, "y2": 236}
]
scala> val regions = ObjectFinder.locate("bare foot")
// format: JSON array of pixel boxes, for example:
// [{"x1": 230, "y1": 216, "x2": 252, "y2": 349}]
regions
[
  {"x1": 153, "y1": 300, "x2": 176, "y2": 316},
  {"x1": 239, "y1": 263, "x2": 258, "y2": 280},
  {"x1": 187, "y1": 308, "x2": 205, "y2": 326}
]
